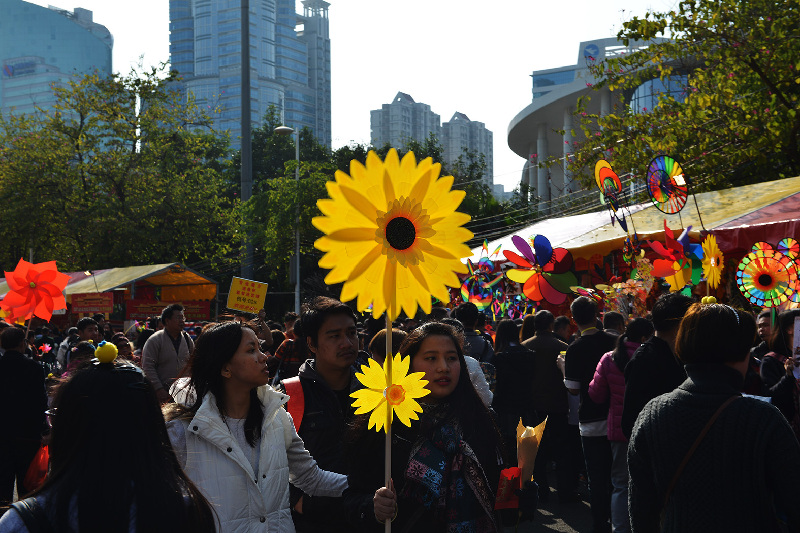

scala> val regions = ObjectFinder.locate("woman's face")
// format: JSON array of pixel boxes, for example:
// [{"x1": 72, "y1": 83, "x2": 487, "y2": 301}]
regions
[
  {"x1": 222, "y1": 328, "x2": 269, "y2": 390},
  {"x1": 411, "y1": 335, "x2": 461, "y2": 402}
]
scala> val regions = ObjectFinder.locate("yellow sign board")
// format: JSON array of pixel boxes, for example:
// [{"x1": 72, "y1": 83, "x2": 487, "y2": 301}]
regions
[{"x1": 226, "y1": 277, "x2": 269, "y2": 314}]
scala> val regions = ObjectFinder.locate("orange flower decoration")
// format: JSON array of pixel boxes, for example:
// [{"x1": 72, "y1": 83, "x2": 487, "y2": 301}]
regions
[{"x1": 1, "y1": 259, "x2": 69, "y2": 322}]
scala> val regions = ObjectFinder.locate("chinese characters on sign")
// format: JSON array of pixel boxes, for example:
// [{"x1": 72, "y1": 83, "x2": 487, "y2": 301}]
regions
[{"x1": 226, "y1": 277, "x2": 269, "y2": 314}]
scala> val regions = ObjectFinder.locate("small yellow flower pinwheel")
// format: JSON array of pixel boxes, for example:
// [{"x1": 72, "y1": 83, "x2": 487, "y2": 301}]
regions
[
  {"x1": 701, "y1": 234, "x2": 724, "y2": 289},
  {"x1": 351, "y1": 354, "x2": 430, "y2": 433}
]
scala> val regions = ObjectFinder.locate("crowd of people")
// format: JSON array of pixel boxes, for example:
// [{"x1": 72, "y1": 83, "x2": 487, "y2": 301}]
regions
[{"x1": 1, "y1": 295, "x2": 800, "y2": 532}]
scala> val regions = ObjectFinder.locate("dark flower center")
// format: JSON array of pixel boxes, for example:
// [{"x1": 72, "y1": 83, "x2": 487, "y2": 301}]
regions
[
  {"x1": 758, "y1": 274, "x2": 773, "y2": 287},
  {"x1": 385, "y1": 217, "x2": 416, "y2": 250}
]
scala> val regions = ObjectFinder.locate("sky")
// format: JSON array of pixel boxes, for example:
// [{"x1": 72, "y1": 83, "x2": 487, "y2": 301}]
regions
[{"x1": 30, "y1": 0, "x2": 675, "y2": 192}]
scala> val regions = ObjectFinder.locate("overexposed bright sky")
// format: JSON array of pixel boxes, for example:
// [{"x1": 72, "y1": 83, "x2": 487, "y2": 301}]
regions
[{"x1": 30, "y1": 0, "x2": 674, "y2": 191}]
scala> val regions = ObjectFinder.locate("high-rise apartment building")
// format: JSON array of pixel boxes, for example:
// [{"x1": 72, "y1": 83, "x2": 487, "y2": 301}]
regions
[
  {"x1": 441, "y1": 112, "x2": 493, "y2": 187},
  {"x1": 370, "y1": 92, "x2": 441, "y2": 150},
  {"x1": 169, "y1": 0, "x2": 331, "y2": 147},
  {"x1": 370, "y1": 93, "x2": 494, "y2": 188},
  {"x1": 0, "y1": 0, "x2": 112, "y2": 116}
]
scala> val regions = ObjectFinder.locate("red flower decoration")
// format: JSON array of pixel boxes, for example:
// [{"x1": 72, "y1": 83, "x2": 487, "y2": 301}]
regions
[{"x1": 1, "y1": 259, "x2": 69, "y2": 322}]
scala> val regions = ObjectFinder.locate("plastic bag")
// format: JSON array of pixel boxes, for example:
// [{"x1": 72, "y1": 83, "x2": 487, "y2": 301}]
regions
[{"x1": 23, "y1": 444, "x2": 49, "y2": 491}]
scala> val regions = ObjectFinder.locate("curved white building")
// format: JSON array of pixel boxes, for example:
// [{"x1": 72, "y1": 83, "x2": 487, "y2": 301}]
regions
[{"x1": 507, "y1": 38, "x2": 668, "y2": 203}]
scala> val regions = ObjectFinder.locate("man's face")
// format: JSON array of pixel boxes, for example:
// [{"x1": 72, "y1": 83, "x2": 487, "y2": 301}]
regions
[
  {"x1": 79, "y1": 324, "x2": 100, "y2": 343},
  {"x1": 307, "y1": 314, "x2": 358, "y2": 373},
  {"x1": 757, "y1": 316, "x2": 772, "y2": 342},
  {"x1": 164, "y1": 311, "x2": 186, "y2": 336}
]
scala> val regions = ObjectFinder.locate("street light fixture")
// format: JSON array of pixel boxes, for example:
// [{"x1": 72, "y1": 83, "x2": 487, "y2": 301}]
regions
[{"x1": 274, "y1": 125, "x2": 301, "y2": 314}]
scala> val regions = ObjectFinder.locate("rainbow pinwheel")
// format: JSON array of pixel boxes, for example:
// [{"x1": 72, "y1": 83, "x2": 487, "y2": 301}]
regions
[
  {"x1": 737, "y1": 246, "x2": 798, "y2": 307},
  {"x1": 648, "y1": 220, "x2": 692, "y2": 292},
  {"x1": 701, "y1": 234, "x2": 724, "y2": 290},
  {"x1": 460, "y1": 258, "x2": 504, "y2": 311},
  {"x1": 1, "y1": 259, "x2": 69, "y2": 322},
  {"x1": 595, "y1": 160, "x2": 628, "y2": 231},
  {"x1": 646, "y1": 155, "x2": 688, "y2": 214},
  {"x1": 503, "y1": 235, "x2": 576, "y2": 305},
  {"x1": 776, "y1": 238, "x2": 800, "y2": 303}
]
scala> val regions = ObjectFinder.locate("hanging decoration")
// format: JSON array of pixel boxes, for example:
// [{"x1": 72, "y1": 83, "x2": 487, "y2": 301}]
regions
[
  {"x1": 646, "y1": 155, "x2": 688, "y2": 214},
  {"x1": 648, "y1": 220, "x2": 693, "y2": 292},
  {"x1": 736, "y1": 246, "x2": 798, "y2": 307},
  {"x1": 460, "y1": 258, "x2": 504, "y2": 311},
  {"x1": 700, "y1": 234, "x2": 724, "y2": 290},
  {"x1": 0, "y1": 259, "x2": 70, "y2": 323},
  {"x1": 595, "y1": 159, "x2": 628, "y2": 231},
  {"x1": 503, "y1": 235, "x2": 577, "y2": 305}
]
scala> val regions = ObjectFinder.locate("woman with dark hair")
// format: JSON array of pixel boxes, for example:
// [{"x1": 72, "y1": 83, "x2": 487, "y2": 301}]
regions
[
  {"x1": 132, "y1": 328, "x2": 155, "y2": 362},
  {"x1": 164, "y1": 321, "x2": 346, "y2": 532},
  {"x1": 628, "y1": 304, "x2": 800, "y2": 532},
  {"x1": 761, "y1": 309, "x2": 800, "y2": 388},
  {"x1": 0, "y1": 361, "x2": 216, "y2": 532},
  {"x1": 492, "y1": 319, "x2": 536, "y2": 462},
  {"x1": 518, "y1": 313, "x2": 536, "y2": 343},
  {"x1": 588, "y1": 317, "x2": 653, "y2": 533},
  {"x1": 344, "y1": 322, "x2": 506, "y2": 532}
]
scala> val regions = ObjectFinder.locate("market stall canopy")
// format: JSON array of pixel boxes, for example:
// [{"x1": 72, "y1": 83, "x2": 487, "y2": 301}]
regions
[
  {"x1": 472, "y1": 175, "x2": 800, "y2": 261},
  {"x1": 0, "y1": 263, "x2": 217, "y2": 302},
  {"x1": 465, "y1": 204, "x2": 651, "y2": 263}
]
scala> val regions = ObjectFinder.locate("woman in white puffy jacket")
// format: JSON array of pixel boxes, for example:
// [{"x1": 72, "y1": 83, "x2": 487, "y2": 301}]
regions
[{"x1": 164, "y1": 321, "x2": 347, "y2": 533}]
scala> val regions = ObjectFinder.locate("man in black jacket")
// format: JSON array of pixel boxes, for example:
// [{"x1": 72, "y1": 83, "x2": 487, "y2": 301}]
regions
[
  {"x1": 564, "y1": 297, "x2": 617, "y2": 533},
  {"x1": 621, "y1": 292, "x2": 692, "y2": 439},
  {"x1": 0, "y1": 327, "x2": 48, "y2": 508},
  {"x1": 282, "y1": 297, "x2": 360, "y2": 533}
]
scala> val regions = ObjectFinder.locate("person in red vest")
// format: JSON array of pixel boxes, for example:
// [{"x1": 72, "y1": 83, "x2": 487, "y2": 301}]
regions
[{"x1": 279, "y1": 297, "x2": 360, "y2": 533}]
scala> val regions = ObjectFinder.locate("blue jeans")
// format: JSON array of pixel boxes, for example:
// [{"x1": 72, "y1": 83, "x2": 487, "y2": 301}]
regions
[
  {"x1": 582, "y1": 435, "x2": 612, "y2": 533},
  {"x1": 610, "y1": 440, "x2": 630, "y2": 533}
]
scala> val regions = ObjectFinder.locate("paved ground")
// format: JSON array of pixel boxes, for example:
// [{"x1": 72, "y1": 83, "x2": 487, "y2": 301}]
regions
[{"x1": 501, "y1": 474, "x2": 595, "y2": 533}]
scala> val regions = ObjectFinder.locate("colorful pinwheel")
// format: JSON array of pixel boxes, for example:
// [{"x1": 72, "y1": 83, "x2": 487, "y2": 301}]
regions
[
  {"x1": 737, "y1": 247, "x2": 798, "y2": 307},
  {"x1": 460, "y1": 259, "x2": 504, "y2": 310},
  {"x1": 701, "y1": 234, "x2": 724, "y2": 289},
  {"x1": 1, "y1": 259, "x2": 69, "y2": 322},
  {"x1": 648, "y1": 220, "x2": 692, "y2": 292},
  {"x1": 595, "y1": 160, "x2": 628, "y2": 231},
  {"x1": 503, "y1": 235, "x2": 576, "y2": 305},
  {"x1": 646, "y1": 155, "x2": 688, "y2": 214}
]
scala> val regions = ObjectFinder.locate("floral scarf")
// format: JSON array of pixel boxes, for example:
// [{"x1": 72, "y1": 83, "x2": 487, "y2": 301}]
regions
[{"x1": 400, "y1": 409, "x2": 497, "y2": 533}]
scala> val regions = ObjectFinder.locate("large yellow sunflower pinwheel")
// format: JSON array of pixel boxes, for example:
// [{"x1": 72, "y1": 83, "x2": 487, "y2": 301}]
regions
[
  {"x1": 350, "y1": 354, "x2": 430, "y2": 433},
  {"x1": 313, "y1": 149, "x2": 473, "y2": 320},
  {"x1": 701, "y1": 234, "x2": 724, "y2": 289}
]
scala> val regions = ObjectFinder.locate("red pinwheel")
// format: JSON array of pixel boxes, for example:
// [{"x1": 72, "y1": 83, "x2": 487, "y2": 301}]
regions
[
  {"x1": 503, "y1": 235, "x2": 576, "y2": 305},
  {"x1": 1, "y1": 259, "x2": 69, "y2": 322},
  {"x1": 648, "y1": 220, "x2": 692, "y2": 291}
]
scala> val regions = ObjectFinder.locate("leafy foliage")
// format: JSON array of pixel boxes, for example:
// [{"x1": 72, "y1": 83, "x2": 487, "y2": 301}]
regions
[
  {"x1": 0, "y1": 67, "x2": 241, "y2": 271},
  {"x1": 557, "y1": 0, "x2": 800, "y2": 190}
]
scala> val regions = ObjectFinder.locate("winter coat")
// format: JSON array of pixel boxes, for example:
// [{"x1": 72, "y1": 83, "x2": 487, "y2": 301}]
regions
[
  {"x1": 167, "y1": 386, "x2": 347, "y2": 533},
  {"x1": 587, "y1": 341, "x2": 639, "y2": 442},
  {"x1": 521, "y1": 332, "x2": 569, "y2": 414}
]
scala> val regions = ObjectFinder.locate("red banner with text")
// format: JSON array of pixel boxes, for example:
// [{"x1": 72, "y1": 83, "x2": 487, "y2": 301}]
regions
[{"x1": 125, "y1": 300, "x2": 211, "y2": 321}]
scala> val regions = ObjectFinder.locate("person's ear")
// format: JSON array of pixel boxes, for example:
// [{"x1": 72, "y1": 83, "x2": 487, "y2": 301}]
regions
[
  {"x1": 221, "y1": 364, "x2": 232, "y2": 378},
  {"x1": 306, "y1": 336, "x2": 317, "y2": 355}
]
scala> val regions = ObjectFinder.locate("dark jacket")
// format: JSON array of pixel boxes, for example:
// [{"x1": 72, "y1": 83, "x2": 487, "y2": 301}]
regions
[
  {"x1": 492, "y1": 344, "x2": 536, "y2": 416},
  {"x1": 621, "y1": 335, "x2": 685, "y2": 439},
  {"x1": 0, "y1": 350, "x2": 47, "y2": 442},
  {"x1": 522, "y1": 332, "x2": 569, "y2": 414},
  {"x1": 751, "y1": 340, "x2": 770, "y2": 360},
  {"x1": 760, "y1": 351, "x2": 787, "y2": 389},
  {"x1": 564, "y1": 330, "x2": 617, "y2": 423},
  {"x1": 464, "y1": 331, "x2": 494, "y2": 363},
  {"x1": 628, "y1": 364, "x2": 800, "y2": 532},
  {"x1": 281, "y1": 360, "x2": 358, "y2": 533}
]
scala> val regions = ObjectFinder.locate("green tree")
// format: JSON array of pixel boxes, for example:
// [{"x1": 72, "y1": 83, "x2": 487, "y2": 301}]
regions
[
  {"x1": 557, "y1": 0, "x2": 800, "y2": 190},
  {"x1": 0, "y1": 67, "x2": 241, "y2": 271}
]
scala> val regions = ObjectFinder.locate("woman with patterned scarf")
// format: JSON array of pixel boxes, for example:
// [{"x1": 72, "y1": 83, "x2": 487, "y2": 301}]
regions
[{"x1": 343, "y1": 322, "x2": 506, "y2": 533}]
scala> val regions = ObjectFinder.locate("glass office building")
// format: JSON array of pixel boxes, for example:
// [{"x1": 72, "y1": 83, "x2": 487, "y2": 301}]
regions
[
  {"x1": 169, "y1": 0, "x2": 331, "y2": 147},
  {"x1": 0, "y1": 0, "x2": 113, "y2": 117}
]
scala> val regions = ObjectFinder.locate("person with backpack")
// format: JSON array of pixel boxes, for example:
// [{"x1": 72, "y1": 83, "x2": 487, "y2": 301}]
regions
[{"x1": 278, "y1": 297, "x2": 361, "y2": 533}]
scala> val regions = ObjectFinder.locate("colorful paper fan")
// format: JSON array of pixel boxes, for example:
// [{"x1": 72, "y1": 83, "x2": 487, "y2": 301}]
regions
[
  {"x1": 648, "y1": 220, "x2": 692, "y2": 291},
  {"x1": 752, "y1": 242, "x2": 774, "y2": 254},
  {"x1": 646, "y1": 155, "x2": 688, "y2": 214},
  {"x1": 737, "y1": 248, "x2": 798, "y2": 307},
  {"x1": 700, "y1": 234, "x2": 724, "y2": 290},
  {"x1": 460, "y1": 259, "x2": 503, "y2": 311},
  {"x1": 778, "y1": 238, "x2": 799, "y2": 259},
  {"x1": 503, "y1": 234, "x2": 576, "y2": 305}
]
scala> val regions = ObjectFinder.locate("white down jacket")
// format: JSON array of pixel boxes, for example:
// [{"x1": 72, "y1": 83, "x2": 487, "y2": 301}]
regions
[{"x1": 167, "y1": 385, "x2": 347, "y2": 533}]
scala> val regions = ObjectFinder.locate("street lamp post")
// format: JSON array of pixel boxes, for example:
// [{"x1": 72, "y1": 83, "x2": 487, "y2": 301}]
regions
[{"x1": 274, "y1": 125, "x2": 301, "y2": 314}]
